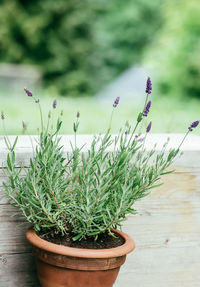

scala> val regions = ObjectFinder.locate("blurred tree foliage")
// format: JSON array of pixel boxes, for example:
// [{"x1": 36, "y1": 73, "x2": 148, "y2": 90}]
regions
[
  {"x1": 151, "y1": 0, "x2": 200, "y2": 98},
  {"x1": 0, "y1": 0, "x2": 164, "y2": 96},
  {"x1": 0, "y1": 0, "x2": 95, "y2": 97},
  {"x1": 94, "y1": 0, "x2": 164, "y2": 89}
]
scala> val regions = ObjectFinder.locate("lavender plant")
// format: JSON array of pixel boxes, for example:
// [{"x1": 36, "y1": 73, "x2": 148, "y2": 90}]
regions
[{"x1": 3, "y1": 81, "x2": 199, "y2": 241}]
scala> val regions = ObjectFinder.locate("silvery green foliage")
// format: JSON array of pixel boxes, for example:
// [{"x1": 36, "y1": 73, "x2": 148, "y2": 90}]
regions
[
  {"x1": 66, "y1": 133, "x2": 177, "y2": 240},
  {"x1": 3, "y1": 124, "x2": 177, "y2": 240},
  {"x1": 4, "y1": 82, "x2": 196, "y2": 241}
]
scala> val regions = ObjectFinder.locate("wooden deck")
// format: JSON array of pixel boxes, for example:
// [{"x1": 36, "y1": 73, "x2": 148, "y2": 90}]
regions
[{"x1": 0, "y1": 134, "x2": 200, "y2": 287}]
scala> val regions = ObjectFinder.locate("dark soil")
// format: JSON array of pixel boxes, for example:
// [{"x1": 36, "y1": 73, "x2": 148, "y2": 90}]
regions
[{"x1": 39, "y1": 231, "x2": 124, "y2": 249}]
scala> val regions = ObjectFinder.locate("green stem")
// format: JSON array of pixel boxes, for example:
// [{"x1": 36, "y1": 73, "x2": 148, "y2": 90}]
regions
[
  {"x1": 126, "y1": 121, "x2": 139, "y2": 147},
  {"x1": 46, "y1": 114, "x2": 50, "y2": 135},
  {"x1": 32, "y1": 96, "x2": 44, "y2": 134},
  {"x1": 127, "y1": 93, "x2": 149, "y2": 147},
  {"x1": 139, "y1": 93, "x2": 149, "y2": 134},
  {"x1": 74, "y1": 131, "x2": 77, "y2": 148},
  {"x1": 51, "y1": 110, "x2": 54, "y2": 133},
  {"x1": 177, "y1": 131, "x2": 189, "y2": 151},
  {"x1": 108, "y1": 108, "x2": 114, "y2": 132},
  {"x1": 132, "y1": 121, "x2": 139, "y2": 135},
  {"x1": 38, "y1": 103, "x2": 44, "y2": 133},
  {"x1": 139, "y1": 133, "x2": 147, "y2": 165}
]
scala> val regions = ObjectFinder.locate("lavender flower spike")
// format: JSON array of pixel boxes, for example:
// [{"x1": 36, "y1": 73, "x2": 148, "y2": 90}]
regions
[
  {"x1": 143, "y1": 101, "x2": 151, "y2": 117},
  {"x1": 113, "y1": 97, "x2": 120, "y2": 108},
  {"x1": 188, "y1": 120, "x2": 199, "y2": 131},
  {"x1": 24, "y1": 88, "x2": 32, "y2": 97},
  {"x1": 146, "y1": 121, "x2": 152, "y2": 133},
  {"x1": 53, "y1": 99, "x2": 57, "y2": 109},
  {"x1": 145, "y1": 77, "x2": 152, "y2": 94}
]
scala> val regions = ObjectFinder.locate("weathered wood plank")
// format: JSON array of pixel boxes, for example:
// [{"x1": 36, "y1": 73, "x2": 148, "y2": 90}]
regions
[
  {"x1": 0, "y1": 252, "x2": 40, "y2": 287},
  {"x1": 115, "y1": 246, "x2": 200, "y2": 287}
]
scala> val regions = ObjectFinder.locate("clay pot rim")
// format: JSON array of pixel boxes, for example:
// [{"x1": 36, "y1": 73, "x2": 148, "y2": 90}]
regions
[{"x1": 26, "y1": 228, "x2": 135, "y2": 259}]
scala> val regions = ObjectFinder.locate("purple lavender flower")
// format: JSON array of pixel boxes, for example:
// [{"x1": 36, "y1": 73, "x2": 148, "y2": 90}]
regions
[
  {"x1": 1, "y1": 111, "x2": 5, "y2": 120},
  {"x1": 146, "y1": 121, "x2": 152, "y2": 133},
  {"x1": 24, "y1": 88, "x2": 32, "y2": 97},
  {"x1": 53, "y1": 99, "x2": 57, "y2": 109},
  {"x1": 113, "y1": 97, "x2": 120, "y2": 108},
  {"x1": 143, "y1": 101, "x2": 151, "y2": 117},
  {"x1": 188, "y1": 120, "x2": 199, "y2": 131},
  {"x1": 145, "y1": 77, "x2": 152, "y2": 94}
]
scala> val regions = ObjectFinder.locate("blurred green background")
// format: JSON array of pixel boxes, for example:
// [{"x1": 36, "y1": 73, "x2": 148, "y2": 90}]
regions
[{"x1": 0, "y1": 0, "x2": 199, "y2": 134}]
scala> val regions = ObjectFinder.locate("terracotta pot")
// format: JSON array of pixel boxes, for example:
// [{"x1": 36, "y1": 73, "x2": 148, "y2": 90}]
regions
[{"x1": 26, "y1": 228, "x2": 135, "y2": 287}]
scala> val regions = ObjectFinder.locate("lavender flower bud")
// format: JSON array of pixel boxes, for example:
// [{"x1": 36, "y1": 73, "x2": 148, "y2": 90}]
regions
[
  {"x1": 146, "y1": 121, "x2": 152, "y2": 133},
  {"x1": 53, "y1": 99, "x2": 57, "y2": 109},
  {"x1": 113, "y1": 97, "x2": 120, "y2": 108},
  {"x1": 145, "y1": 77, "x2": 152, "y2": 94},
  {"x1": 76, "y1": 111, "x2": 80, "y2": 118},
  {"x1": 188, "y1": 120, "x2": 199, "y2": 131},
  {"x1": 143, "y1": 101, "x2": 151, "y2": 117},
  {"x1": 1, "y1": 111, "x2": 5, "y2": 120},
  {"x1": 24, "y1": 88, "x2": 32, "y2": 97}
]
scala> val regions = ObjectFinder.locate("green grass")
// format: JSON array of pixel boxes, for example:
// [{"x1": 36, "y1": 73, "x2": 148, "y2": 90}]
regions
[{"x1": 0, "y1": 92, "x2": 200, "y2": 135}]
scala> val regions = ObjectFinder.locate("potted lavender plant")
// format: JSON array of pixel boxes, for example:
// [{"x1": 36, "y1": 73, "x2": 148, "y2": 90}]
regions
[{"x1": 3, "y1": 78, "x2": 199, "y2": 287}]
